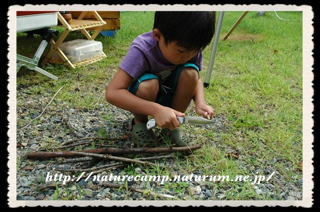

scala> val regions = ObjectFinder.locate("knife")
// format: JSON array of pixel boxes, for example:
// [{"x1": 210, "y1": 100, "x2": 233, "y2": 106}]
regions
[{"x1": 146, "y1": 116, "x2": 215, "y2": 129}]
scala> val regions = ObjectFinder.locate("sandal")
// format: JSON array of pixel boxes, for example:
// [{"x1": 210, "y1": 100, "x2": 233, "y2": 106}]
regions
[
  {"x1": 161, "y1": 128, "x2": 187, "y2": 147},
  {"x1": 129, "y1": 118, "x2": 158, "y2": 146}
]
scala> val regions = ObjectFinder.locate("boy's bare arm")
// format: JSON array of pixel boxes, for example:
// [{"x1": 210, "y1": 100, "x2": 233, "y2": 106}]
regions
[
  {"x1": 105, "y1": 69, "x2": 161, "y2": 116},
  {"x1": 193, "y1": 78, "x2": 214, "y2": 119}
]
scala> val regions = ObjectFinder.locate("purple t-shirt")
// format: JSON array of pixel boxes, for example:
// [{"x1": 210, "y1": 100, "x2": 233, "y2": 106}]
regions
[{"x1": 119, "y1": 31, "x2": 203, "y2": 80}]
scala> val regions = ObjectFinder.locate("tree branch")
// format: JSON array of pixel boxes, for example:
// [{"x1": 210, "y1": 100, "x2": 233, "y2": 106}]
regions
[{"x1": 26, "y1": 145, "x2": 202, "y2": 159}]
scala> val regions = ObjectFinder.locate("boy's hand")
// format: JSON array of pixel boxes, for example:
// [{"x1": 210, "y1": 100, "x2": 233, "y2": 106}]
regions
[
  {"x1": 152, "y1": 106, "x2": 185, "y2": 130},
  {"x1": 195, "y1": 103, "x2": 214, "y2": 119}
]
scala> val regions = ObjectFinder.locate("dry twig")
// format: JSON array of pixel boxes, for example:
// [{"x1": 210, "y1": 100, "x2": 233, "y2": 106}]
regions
[
  {"x1": 18, "y1": 86, "x2": 64, "y2": 130},
  {"x1": 71, "y1": 151, "x2": 158, "y2": 167},
  {"x1": 59, "y1": 154, "x2": 174, "y2": 173},
  {"x1": 57, "y1": 156, "x2": 94, "y2": 164}
]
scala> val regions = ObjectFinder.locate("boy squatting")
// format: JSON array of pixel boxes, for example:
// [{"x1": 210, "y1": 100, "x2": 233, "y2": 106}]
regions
[{"x1": 106, "y1": 12, "x2": 216, "y2": 147}]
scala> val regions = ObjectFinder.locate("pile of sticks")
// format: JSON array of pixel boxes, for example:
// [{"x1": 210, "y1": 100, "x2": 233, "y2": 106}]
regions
[
  {"x1": 25, "y1": 136, "x2": 202, "y2": 199},
  {"x1": 26, "y1": 143, "x2": 202, "y2": 168}
]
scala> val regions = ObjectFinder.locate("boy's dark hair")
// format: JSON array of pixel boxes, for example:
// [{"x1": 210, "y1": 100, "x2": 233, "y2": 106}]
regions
[{"x1": 153, "y1": 11, "x2": 216, "y2": 51}]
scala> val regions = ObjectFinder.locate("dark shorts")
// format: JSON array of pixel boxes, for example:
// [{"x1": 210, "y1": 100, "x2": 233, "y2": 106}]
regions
[{"x1": 128, "y1": 63, "x2": 199, "y2": 107}]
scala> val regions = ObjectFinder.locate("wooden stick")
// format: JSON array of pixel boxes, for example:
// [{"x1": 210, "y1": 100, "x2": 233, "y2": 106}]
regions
[
  {"x1": 222, "y1": 11, "x2": 249, "y2": 40},
  {"x1": 64, "y1": 154, "x2": 173, "y2": 173},
  {"x1": 57, "y1": 141, "x2": 93, "y2": 149},
  {"x1": 65, "y1": 161, "x2": 123, "y2": 172},
  {"x1": 57, "y1": 156, "x2": 94, "y2": 164},
  {"x1": 71, "y1": 151, "x2": 158, "y2": 167},
  {"x1": 26, "y1": 145, "x2": 202, "y2": 159}
]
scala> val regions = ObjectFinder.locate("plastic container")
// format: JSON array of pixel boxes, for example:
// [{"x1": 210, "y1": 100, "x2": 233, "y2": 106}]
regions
[{"x1": 58, "y1": 39, "x2": 103, "y2": 63}]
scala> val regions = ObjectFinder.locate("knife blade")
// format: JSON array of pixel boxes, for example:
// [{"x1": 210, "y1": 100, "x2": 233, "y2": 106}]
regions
[{"x1": 146, "y1": 116, "x2": 215, "y2": 129}]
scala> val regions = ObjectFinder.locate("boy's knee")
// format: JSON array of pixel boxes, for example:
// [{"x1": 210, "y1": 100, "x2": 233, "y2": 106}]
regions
[
  {"x1": 136, "y1": 79, "x2": 159, "y2": 100},
  {"x1": 179, "y1": 68, "x2": 199, "y2": 84}
]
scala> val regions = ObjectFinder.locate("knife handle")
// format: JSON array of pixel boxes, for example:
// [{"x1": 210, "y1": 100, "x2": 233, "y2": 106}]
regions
[
  {"x1": 177, "y1": 116, "x2": 184, "y2": 124},
  {"x1": 146, "y1": 119, "x2": 156, "y2": 129},
  {"x1": 146, "y1": 117, "x2": 184, "y2": 130}
]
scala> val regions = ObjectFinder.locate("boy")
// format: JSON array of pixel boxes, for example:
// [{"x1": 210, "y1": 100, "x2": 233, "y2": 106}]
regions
[{"x1": 106, "y1": 11, "x2": 216, "y2": 147}]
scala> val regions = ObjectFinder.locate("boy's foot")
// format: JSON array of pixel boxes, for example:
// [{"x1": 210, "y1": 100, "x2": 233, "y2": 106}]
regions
[
  {"x1": 129, "y1": 118, "x2": 157, "y2": 146},
  {"x1": 161, "y1": 128, "x2": 187, "y2": 147}
]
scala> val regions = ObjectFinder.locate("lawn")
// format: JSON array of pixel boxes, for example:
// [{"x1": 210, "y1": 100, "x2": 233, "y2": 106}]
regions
[{"x1": 14, "y1": 9, "x2": 310, "y2": 203}]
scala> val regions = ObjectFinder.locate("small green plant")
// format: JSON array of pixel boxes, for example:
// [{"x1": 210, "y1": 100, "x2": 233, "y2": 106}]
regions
[
  {"x1": 102, "y1": 113, "x2": 115, "y2": 122},
  {"x1": 53, "y1": 182, "x2": 60, "y2": 200},
  {"x1": 91, "y1": 141, "x2": 96, "y2": 149},
  {"x1": 17, "y1": 156, "x2": 22, "y2": 171},
  {"x1": 76, "y1": 184, "x2": 83, "y2": 200},
  {"x1": 159, "y1": 131, "x2": 172, "y2": 146},
  {"x1": 96, "y1": 127, "x2": 108, "y2": 138}
]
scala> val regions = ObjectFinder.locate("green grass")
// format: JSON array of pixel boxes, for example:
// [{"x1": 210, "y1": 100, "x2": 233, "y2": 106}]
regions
[
  {"x1": 16, "y1": 11, "x2": 304, "y2": 200},
  {"x1": 202, "y1": 11, "x2": 303, "y2": 163}
]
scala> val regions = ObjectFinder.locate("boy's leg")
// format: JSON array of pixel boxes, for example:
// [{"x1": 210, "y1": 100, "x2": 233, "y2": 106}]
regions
[
  {"x1": 163, "y1": 63, "x2": 199, "y2": 112},
  {"x1": 127, "y1": 73, "x2": 161, "y2": 146},
  {"x1": 128, "y1": 74, "x2": 161, "y2": 124},
  {"x1": 171, "y1": 67, "x2": 199, "y2": 112},
  {"x1": 133, "y1": 79, "x2": 159, "y2": 124},
  {"x1": 161, "y1": 63, "x2": 199, "y2": 147}
]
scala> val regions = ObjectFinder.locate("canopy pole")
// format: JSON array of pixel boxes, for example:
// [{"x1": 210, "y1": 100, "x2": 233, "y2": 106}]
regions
[{"x1": 204, "y1": 11, "x2": 224, "y2": 88}]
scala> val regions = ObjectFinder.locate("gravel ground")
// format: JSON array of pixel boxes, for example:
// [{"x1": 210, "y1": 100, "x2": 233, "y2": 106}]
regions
[{"x1": 14, "y1": 85, "x2": 303, "y2": 204}]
